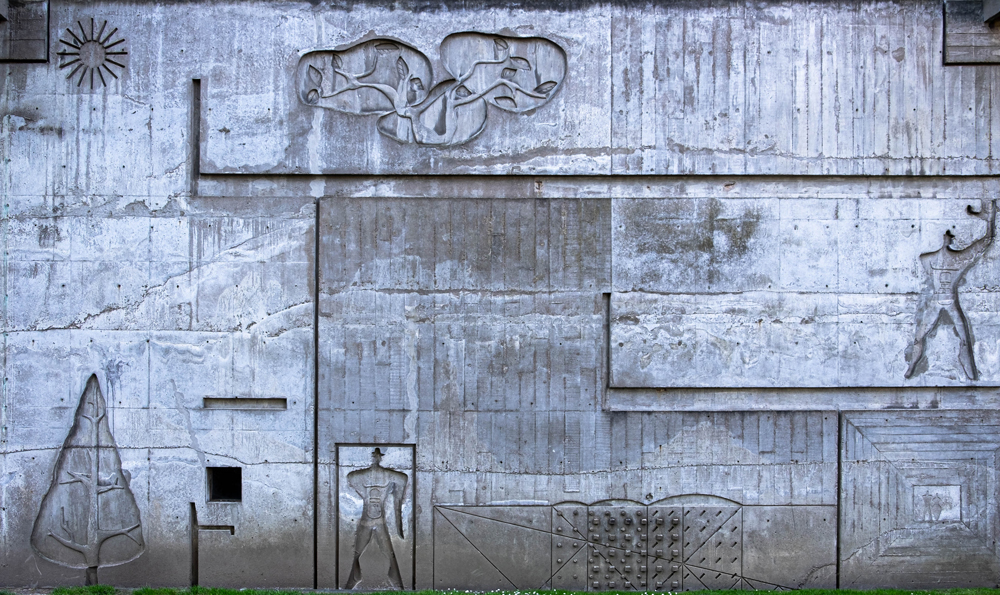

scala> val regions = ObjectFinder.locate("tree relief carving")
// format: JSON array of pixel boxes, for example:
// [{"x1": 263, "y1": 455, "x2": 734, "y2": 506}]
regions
[
  {"x1": 296, "y1": 33, "x2": 567, "y2": 147},
  {"x1": 31, "y1": 374, "x2": 144, "y2": 584}
]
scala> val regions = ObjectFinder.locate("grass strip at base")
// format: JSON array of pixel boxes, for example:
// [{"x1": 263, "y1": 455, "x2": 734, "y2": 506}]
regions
[{"x1": 38, "y1": 587, "x2": 1000, "y2": 595}]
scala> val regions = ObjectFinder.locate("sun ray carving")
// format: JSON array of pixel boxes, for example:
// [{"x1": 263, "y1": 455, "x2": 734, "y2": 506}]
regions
[{"x1": 57, "y1": 19, "x2": 127, "y2": 89}]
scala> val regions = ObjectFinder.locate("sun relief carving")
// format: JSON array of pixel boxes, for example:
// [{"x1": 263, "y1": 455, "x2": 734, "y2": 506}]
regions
[
  {"x1": 296, "y1": 33, "x2": 567, "y2": 147},
  {"x1": 57, "y1": 19, "x2": 127, "y2": 89}
]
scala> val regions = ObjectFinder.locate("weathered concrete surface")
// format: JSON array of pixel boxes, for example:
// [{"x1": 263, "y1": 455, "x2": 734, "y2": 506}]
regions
[
  {"x1": 611, "y1": 191, "x2": 1000, "y2": 388},
  {"x1": 3, "y1": 0, "x2": 1000, "y2": 590},
  {"x1": 201, "y1": 1, "x2": 1000, "y2": 175},
  {"x1": 0, "y1": 0, "x2": 47, "y2": 62},
  {"x1": 1, "y1": 199, "x2": 316, "y2": 586}
]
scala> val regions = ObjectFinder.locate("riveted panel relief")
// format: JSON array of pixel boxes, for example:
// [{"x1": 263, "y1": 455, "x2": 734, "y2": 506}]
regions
[{"x1": 433, "y1": 497, "x2": 817, "y2": 591}]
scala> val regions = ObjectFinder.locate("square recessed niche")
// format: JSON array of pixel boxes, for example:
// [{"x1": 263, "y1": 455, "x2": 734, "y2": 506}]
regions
[{"x1": 207, "y1": 467, "x2": 242, "y2": 502}]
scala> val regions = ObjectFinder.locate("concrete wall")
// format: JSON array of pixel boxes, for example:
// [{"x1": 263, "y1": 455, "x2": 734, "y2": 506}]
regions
[{"x1": 3, "y1": 0, "x2": 1000, "y2": 589}]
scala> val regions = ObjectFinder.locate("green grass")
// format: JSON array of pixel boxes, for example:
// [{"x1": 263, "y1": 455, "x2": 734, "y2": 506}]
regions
[
  {"x1": 33, "y1": 588, "x2": 1000, "y2": 595},
  {"x1": 53, "y1": 587, "x2": 116, "y2": 595}
]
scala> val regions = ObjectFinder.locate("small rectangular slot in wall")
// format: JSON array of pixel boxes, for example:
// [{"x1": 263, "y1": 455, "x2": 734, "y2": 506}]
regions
[
  {"x1": 202, "y1": 397, "x2": 287, "y2": 410},
  {"x1": 207, "y1": 467, "x2": 242, "y2": 502}
]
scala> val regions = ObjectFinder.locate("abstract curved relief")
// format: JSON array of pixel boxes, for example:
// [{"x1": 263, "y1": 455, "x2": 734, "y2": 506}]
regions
[
  {"x1": 296, "y1": 33, "x2": 567, "y2": 147},
  {"x1": 31, "y1": 375, "x2": 144, "y2": 585}
]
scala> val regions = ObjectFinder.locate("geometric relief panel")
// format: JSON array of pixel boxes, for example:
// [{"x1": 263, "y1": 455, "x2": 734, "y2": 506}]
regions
[
  {"x1": 841, "y1": 411, "x2": 1000, "y2": 588},
  {"x1": 434, "y1": 496, "x2": 805, "y2": 592}
]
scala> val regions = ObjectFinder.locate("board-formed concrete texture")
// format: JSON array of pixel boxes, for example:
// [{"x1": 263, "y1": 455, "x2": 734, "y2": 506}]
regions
[{"x1": 2, "y1": 0, "x2": 1000, "y2": 590}]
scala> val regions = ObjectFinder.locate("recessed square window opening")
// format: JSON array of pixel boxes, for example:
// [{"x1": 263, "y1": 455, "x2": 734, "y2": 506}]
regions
[{"x1": 207, "y1": 467, "x2": 242, "y2": 502}]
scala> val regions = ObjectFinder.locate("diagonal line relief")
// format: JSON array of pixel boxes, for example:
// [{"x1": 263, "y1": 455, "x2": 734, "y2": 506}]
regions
[
  {"x1": 437, "y1": 506, "x2": 554, "y2": 535},
  {"x1": 546, "y1": 543, "x2": 588, "y2": 587},
  {"x1": 436, "y1": 509, "x2": 516, "y2": 589},
  {"x1": 683, "y1": 508, "x2": 741, "y2": 562}
]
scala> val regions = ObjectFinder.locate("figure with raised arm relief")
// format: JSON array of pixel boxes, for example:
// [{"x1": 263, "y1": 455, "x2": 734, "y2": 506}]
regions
[{"x1": 905, "y1": 200, "x2": 996, "y2": 380}]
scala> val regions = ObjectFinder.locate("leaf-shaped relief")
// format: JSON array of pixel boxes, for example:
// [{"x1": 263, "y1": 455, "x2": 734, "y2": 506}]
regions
[
  {"x1": 439, "y1": 33, "x2": 566, "y2": 114},
  {"x1": 297, "y1": 33, "x2": 565, "y2": 145},
  {"x1": 308, "y1": 65, "x2": 323, "y2": 87},
  {"x1": 296, "y1": 41, "x2": 433, "y2": 115},
  {"x1": 396, "y1": 56, "x2": 409, "y2": 82},
  {"x1": 31, "y1": 375, "x2": 145, "y2": 581},
  {"x1": 534, "y1": 81, "x2": 558, "y2": 94},
  {"x1": 406, "y1": 77, "x2": 425, "y2": 105},
  {"x1": 377, "y1": 112, "x2": 416, "y2": 144},
  {"x1": 509, "y1": 56, "x2": 532, "y2": 71},
  {"x1": 493, "y1": 95, "x2": 518, "y2": 109},
  {"x1": 493, "y1": 37, "x2": 509, "y2": 60}
]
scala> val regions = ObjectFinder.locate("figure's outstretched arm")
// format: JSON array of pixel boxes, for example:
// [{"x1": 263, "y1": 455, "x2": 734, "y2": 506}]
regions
[{"x1": 964, "y1": 199, "x2": 996, "y2": 248}]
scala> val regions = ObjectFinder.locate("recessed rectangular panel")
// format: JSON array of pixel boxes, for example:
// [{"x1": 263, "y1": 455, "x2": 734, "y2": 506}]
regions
[
  {"x1": 841, "y1": 411, "x2": 1000, "y2": 589},
  {"x1": 611, "y1": 196, "x2": 1000, "y2": 388},
  {"x1": 986, "y1": 0, "x2": 1000, "y2": 23},
  {"x1": 742, "y1": 506, "x2": 836, "y2": 589},
  {"x1": 201, "y1": 11, "x2": 608, "y2": 176},
  {"x1": 202, "y1": 397, "x2": 288, "y2": 410}
]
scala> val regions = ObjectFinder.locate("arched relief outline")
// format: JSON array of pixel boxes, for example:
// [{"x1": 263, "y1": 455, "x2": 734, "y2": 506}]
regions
[{"x1": 296, "y1": 31, "x2": 567, "y2": 147}]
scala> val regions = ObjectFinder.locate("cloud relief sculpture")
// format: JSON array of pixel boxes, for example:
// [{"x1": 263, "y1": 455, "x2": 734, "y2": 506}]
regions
[{"x1": 296, "y1": 33, "x2": 567, "y2": 147}]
